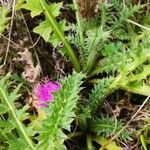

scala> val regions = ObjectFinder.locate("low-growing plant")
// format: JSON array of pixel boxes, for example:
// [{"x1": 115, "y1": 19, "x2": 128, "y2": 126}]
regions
[
  {"x1": 20, "y1": 0, "x2": 81, "y2": 72},
  {"x1": 1, "y1": 0, "x2": 150, "y2": 149},
  {"x1": 0, "y1": 71, "x2": 85, "y2": 149}
]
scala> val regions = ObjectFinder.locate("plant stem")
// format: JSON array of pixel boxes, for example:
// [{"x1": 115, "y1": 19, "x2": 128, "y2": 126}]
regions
[
  {"x1": 67, "y1": 132, "x2": 83, "y2": 139},
  {"x1": 121, "y1": 85, "x2": 150, "y2": 96},
  {"x1": 0, "y1": 87, "x2": 35, "y2": 150},
  {"x1": 87, "y1": 134, "x2": 94, "y2": 150},
  {"x1": 84, "y1": 36, "x2": 98, "y2": 74},
  {"x1": 73, "y1": 0, "x2": 84, "y2": 43},
  {"x1": 40, "y1": 0, "x2": 81, "y2": 72},
  {"x1": 3, "y1": 0, "x2": 15, "y2": 66},
  {"x1": 127, "y1": 19, "x2": 150, "y2": 31}
]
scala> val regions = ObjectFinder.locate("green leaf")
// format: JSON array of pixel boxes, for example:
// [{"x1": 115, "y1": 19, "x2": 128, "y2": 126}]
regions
[
  {"x1": 140, "y1": 134, "x2": 148, "y2": 150},
  {"x1": 21, "y1": 0, "x2": 43, "y2": 17},
  {"x1": 49, "y1": 20, "x2": 68, "y2": 47},
  {"x1": 21, "y1": 0, "x2": 62, "y2": 18},
  {"x1": 88, "y1": 77, "x2": 115, "y2": 113},
  {"x1": 0, "y1": 73, "x2": 35, "y2": 150},
  {"x1": 121, "y1": 83, "x2": 150, "y2": 96},
  {"x1": 8, "y1": 139, "x2": 29, "y2": 150},
  {"x1": 33, "y1": 19, "x2": 53, "y2": 42},
  {"x1": 0, "y1": 7, "x2": 10, "y2": 34},
  {"x1": 47, "y1": 2, "x2": 63, "y2": 17},
  {"x1": 38, "y1": 71, "x2": 85, "y2": 149},
  {"x1": 21, "y1": 0, "x2": 81, "y2": 72},
  {"x1": 90, "y1": 116, "x2": 130, "y2": 141},
  {"x1": 127, "y1": 65, "x2": 150, "y2": 82},
  {"x1": 34, "y1": 19, "x2": 68, "y2": 47},
  {"x1": 15, "y1": 0, "x2": 26, "y2": 10},
  {"x1": 94, "y1": 136, "x2": 122, "y2": 150}
]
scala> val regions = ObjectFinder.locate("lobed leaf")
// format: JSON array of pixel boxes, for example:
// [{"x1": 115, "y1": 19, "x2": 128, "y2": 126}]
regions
[
  {"x1": 90, "y1": 116, "x2": 130, "y2": 141},
  {"x1": 0, "y1": 73, "x2": 37, "y2": 150},
  {"x1": 88, "y1": 77, "x2": 115, "y2": 113},
  {"x1": 38, "y1": 71, "x2": 85, "y2": 149}
]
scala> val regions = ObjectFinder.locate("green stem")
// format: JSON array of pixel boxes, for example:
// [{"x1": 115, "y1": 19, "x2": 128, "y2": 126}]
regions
[
  {"x1": 87, "y1": 134, "x2": 94, "y2": 150},
  {"x1": 120, "y1": 85, "x2": 150, "y2": 96},
  {"x1": 0, "y1": 87, "x2": 34, "y2": 150},
  {"x1": 84, "y1": 36, "x2": 98, "y2": 74},
  {"x1": 127, "y1": 19, "x2": 150, "y2": 31},
  {"x1": 73, "y1": 0, "x2": 84, "y2": 43},
  {"x1": 40, "y1": 0, "x2": 81, "y2": 72},
  {"x1": 85, "y1": 50, "x2": 97, "y2": 74},
  {"x1": 101, "y1": 4, "x2": 106, "y2": 28},
  {"x1": 67, "y1": 132, "x2": 83, "y2": 139}
]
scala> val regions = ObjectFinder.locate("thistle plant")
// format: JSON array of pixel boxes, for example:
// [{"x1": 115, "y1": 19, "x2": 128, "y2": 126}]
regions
[
  {"x1": 0, "y1": 73, "x2": 36, "y2": 150},
  {"x1": 34, "y1": 80, "x2": 61, "y2": 107},
  {"x1": 1, "y1": 0, "x2": 150, "y2": 149},
  {"x1": 0, "y1": 71, "x2": 84, "y2": 149}
]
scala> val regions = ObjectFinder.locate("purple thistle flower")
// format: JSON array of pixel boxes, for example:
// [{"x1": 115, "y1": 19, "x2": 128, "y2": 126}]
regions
[{"x1": 34, "y1": 80, "x2": 61, "y2": 107}]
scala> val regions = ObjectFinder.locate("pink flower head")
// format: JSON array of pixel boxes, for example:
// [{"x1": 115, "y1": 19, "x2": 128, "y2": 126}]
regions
[{"x1": 35, "y1": 80, "x2": 61, "y2": 107}]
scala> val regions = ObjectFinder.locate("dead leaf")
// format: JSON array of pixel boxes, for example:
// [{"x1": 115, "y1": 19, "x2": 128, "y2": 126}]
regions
[
  {"x1": 22, "y1": 63, "x2": 40, "y2": 83},
  {"x1": 16, "y1": 48, "x2": 41, "y2": 83},
  {"x1": 113, "y1": 92, "x2": 133, "y2": 117},
  {"x1": 0, "y1": 65, "x2": 5, "y2": 75}
]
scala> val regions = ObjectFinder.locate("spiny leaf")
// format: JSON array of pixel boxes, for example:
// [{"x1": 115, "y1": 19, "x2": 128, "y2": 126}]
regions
[
  {"x1": 121, "y1": 82, "x2": 150, "y2": 96},
  {"x1": 38, "y1": 71, "x2": 85, "y2": 149},
  {"x1": 0, "y1": 73, "x2": 35, "y2": 150},
  {"x1": 88, "y1": 77, "x2": 115, "y2": 113},
  {"x1": 90, "y1": 116, "x2": 130, "y2": 141},
  {"x1": 127, "y1": 65, "x2": 150, "y2": 82}
]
